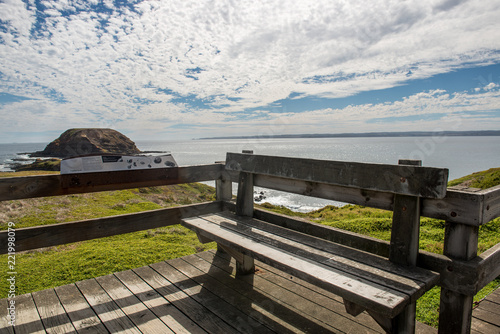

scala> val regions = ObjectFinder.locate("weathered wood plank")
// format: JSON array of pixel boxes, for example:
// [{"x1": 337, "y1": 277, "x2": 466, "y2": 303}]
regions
[
  {"x1": 0, "y1": 164, "x2": 223, "y2": 201},
  {"x1": 250, "y1": 204, "x2": 480, "y2": 295},
  {"x1": 0, "y1": 201, "x2": 221, "y2": 254},
  {"x1": 151, "y1": 260, "x2": 267, "y2": 334},
  {"x1": 10, "y1": 293, "x2": 45, "y2": 334},
  {"x1": 422, "y1": 189, "x2": 483, "y2": 226},
  {"x1": 252, "y1": 205, "x2": 391, "y2": 256},
  {"x1": 226, "y1": 153, "x2": 449, "y2": 198},
  {"x1": 471, "y1": 317, "x2": 500, "y2": 334},
  {"x1": 472, "y1": 306, "x2": 500, "y2": 327},
  {"x1": 183, "y1": 253, "x2": 326, "y2": 334},
  {"x1": 133, "y1": 265, "x2": 236, "y2": 333},
  {"x1": 54, "y1": 284, "x2": 109, "y2": 334},
  {"x1": 249, "y1": 174, "x2": 483, "y2": 225},
  {"x1": 96, "y1": 274, "x2": 174, "y2": 334},
  {"x1": 166, "y1": 257, "x2": 277, "y2": 334},
  {"x1": 182, "y1": 215, "x2": 410, "y2": 318},
  {"x1": 31, "y1": 288, "x2": 77, "y2": 333},
  {"x1": 210, "y1": 212, "x2": 438, "y2": 298},
  {"x1": 194, "y1": 251, "x2": 372, "y2": 333},
  {"x1": 389, "y1": 160, "x2": 421, "y2": 334},
  {"x1": 475, "y1": 300, "x2": 500, "y2": 317},
  {"x1": 215, "y1": 171, "x2": 232, "y2": 201},
  {"x1": 236, "y1": 171, "x2": 254, "y2": 217},
  {"x1": 114, "y1": 269, "x2": 207, "y2": 334},
  {"x1": 475, "y1": 242, "x2": 500, "y2": 292},
  {"x1": 0, "y1": 298, "x2": 14, "y2": 334},
  {"x1": 76, "y1": 279, "x2": 142, "y2": 334},
  {"x1": 482, "y1": 184, "x2": 500, "y2": 224},
  {"x1": 438, "y1": 223, "x2": 479, "y2": 334}
]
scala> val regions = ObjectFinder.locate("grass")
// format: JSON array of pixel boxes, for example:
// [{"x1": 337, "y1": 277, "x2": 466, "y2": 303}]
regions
[
  {"x1": 0, "y1": 179, "x2": 218, "y2": 298},
  {"x1": 0, "y1": 167, "x2": 499, "y2": 328},
  {"x1": 447, "y1": 167, "x2": 500, "y2": 189}
]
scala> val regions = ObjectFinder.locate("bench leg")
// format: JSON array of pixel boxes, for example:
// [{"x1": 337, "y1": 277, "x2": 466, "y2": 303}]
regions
[
  {"x1": 391, "y1": 302, "x2": 416, "y2": 333},
  {"x1": 217, "y1": 243, "x2": 255, "y2": 276},
  {"x1": 365, "y1": 303, "x2": 415, "y2": 334}
]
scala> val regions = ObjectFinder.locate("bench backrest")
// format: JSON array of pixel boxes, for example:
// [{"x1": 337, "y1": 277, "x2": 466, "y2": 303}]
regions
[{"x1": 226, "y1": 152, "x2": 449, "y2": 199}]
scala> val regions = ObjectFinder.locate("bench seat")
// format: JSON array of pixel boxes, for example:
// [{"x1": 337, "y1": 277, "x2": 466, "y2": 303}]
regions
[{"x1": 182, "y1": 211, "x2": 440, "y2": 319}]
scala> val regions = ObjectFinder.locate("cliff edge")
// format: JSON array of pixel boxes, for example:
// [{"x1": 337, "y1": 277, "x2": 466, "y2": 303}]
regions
[{"x1": 31, "y1": 128, "x2": 141, "y2": 158}]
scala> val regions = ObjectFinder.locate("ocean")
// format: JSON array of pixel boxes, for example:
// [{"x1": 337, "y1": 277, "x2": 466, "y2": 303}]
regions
[{"x1": 2, "y1": 136, "x2": 500, "y2": 211}]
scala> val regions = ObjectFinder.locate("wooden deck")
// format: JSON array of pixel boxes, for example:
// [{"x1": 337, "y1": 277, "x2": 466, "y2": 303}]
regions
[
  {"x1": 0, "y1": 250, "x2": 497, "y2": 334},
  {"x1": 472, "y1": 286, "x2": 500, "y2": 333}
]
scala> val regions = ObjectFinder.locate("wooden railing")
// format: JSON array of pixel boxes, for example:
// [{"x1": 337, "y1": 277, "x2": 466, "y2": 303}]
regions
[{"x1": 0, "y1": 159, "x2": 499, "y2": 333}]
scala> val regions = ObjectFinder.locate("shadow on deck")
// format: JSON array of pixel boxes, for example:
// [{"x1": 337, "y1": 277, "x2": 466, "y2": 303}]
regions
[{"x1": 1, "y1": 250, "x2": 447, "y2": 334}]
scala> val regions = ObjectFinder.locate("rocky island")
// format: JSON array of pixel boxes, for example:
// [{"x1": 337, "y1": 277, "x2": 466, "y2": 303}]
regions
[
  {"x1": 12, "y1": 128, "x2": 142, "y2": 171},
  {"x1": 31, "y1": 128, "x2": 141, "y2": 158}
]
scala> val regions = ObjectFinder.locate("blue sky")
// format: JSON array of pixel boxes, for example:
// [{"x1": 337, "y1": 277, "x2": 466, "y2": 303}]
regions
[{"x1": 1, "y1": 0, "x2": 500, "y2": 143}]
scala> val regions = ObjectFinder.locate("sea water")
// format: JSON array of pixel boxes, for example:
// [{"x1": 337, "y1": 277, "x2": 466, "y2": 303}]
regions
[{"x1": 2, "y1": 137, "x2": 499, "y2": 211}]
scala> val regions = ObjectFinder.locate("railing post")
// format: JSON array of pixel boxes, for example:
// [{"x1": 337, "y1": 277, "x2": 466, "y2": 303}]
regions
[
  {"x1": 388, "y1": 159, "x2": 422, "y2": 333},
  {"x1": 230, "y1": 150, "x2": 255, "y2": 275},
  {"x1": 438, "y1": 223, "x2": 479, "y2": 334},
  {"x1": 215, "y1": 162, "x2": 232, "y2": 202}
]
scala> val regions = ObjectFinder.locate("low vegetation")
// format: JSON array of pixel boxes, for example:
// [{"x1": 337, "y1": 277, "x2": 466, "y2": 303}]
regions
[{"x1": 0, "y1": 168, "x2": 499, "y2": 328}]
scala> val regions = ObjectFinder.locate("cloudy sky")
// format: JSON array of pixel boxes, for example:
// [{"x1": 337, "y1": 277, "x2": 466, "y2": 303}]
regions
[{"x1": 1, "y1": 0, "x2": 499, "y2": 143}]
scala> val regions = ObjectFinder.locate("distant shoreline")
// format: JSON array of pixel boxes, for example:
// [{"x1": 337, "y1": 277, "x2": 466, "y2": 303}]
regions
[{"x1": 197, "y1": 130, "x2": 500, "y2": 140}]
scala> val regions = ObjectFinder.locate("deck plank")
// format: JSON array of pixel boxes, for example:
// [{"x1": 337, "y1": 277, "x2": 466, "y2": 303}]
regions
[
  {"x1": 196, "y1": 250, "x2": 381, "y2": 334},
  {"x1": 96, "y1": 273, "x2": 175, "y2": 334},
  {"x1": 32, "y1": 289, "x2": 77, "y2": 334},
  {"x1": 0, "y1": 298, "x2": 14, "y2": 334},
  {"x1": 0, "y1": 251, "x2": 496, "y2": 334},
  {"x1": 133, "y1": 264, "x2": 237, "y2": 333},
  {"x1": 76, "y1": 278, "x2": 141, "y2": 334},
  {"x1": 114, "y1": 269, "x2": 207, "y2": 334},
  {"x1": 54, "y1": 284, "x2": 108, "y2": 334},
  {"x1": 10, "y1": 293, "x2": 46, "y2": 334},
  {"x1": 171, "y1": 255, "x2": 312, "y2": 334},
  {"x1": 150, "y1": 260, "x2": 272, "y2": 334}
]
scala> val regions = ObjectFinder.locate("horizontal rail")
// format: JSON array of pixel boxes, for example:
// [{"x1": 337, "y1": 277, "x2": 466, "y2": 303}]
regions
[
  {"x1": 226, "y1": 152, "x2": 449, "y2": 198},
  {"x1": 0, "y1": 164, "x2": 224, "y2": 201},
  {"x1": 483, "y1": 184, "x2": 500, "y2": 224},
  {"x1": 475, "y1": 242, "x2": 500, "y2": 293},
  {"x1": 246, "y1": 173, "x2": 485, "y2": 226},
  {"x1": 0, "y1": 201, "x2": 222, "y2": 254}
]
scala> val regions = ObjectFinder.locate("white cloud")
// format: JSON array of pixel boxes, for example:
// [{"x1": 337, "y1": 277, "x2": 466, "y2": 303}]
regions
[{"x1": 0, "y1": 0, "x2": 499, "y2": 141}]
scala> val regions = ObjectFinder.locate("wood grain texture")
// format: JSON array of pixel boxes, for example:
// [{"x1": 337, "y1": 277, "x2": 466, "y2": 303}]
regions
[
  {"x1": 250, "y1": 173, "x2": 483, "y2": 226},
  {"x1": 0, "y1": 298, "x2": 14, "y2": 334},
  {"x1": 482, "y1": 184, "x2": 500, "y2": 224},
  {"x1": 133, "y1": 265, "x2": 236, "y2": 333},
  {"x1": 114, "y1": 269, "x2": 206, "y2": 334},
  {"x1": 31, "y1": 289, "x2": 77, "y2": 333},
  {"x1": 181, "y1": 213, "x2": 440, "y2": 318},
  {"x1": 438, "y1": 223, "x2": 479, "y2": 334},
  {"x1": 0, "y1": 201, "x2": 222, "y2": 254},
  {"x1": 96, "y1": 274, "x2": 174, "y2": 334},
  {"x1": 76, "y1": 279, "x2": 142, "y2": 334},
  {"x1": 54, "y1": 284, "x2": 109, "y2": 334},
  {"x1": 9, "y1": 293, "x2": 45, "y2": 334},
  {"x1": 226, "y1": 152, "x2": 449, "y2": 198},
  {"x1": 235, "y1": 171, "x2": 254, "y2": 217}
]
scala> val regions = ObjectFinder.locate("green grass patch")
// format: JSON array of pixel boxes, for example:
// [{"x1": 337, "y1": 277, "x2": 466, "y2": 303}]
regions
[{"x1": 448, "y1": 167, "x2": 500, "y2": 189}]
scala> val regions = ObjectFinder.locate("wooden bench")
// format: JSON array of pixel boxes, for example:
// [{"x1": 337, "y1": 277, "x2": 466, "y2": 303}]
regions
[{"x1": 181, "y1": 152, "x2": 449, "y2": 333}]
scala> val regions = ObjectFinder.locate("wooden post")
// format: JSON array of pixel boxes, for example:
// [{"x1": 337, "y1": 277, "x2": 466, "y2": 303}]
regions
[
  {"x1": 215, "y1": 169, "x2": 232, "y2": 202},
  {"x1": 233, "y1": 151, "x2": 255, "y2": 274},
  {"x1": 388, "y1": 159, "x2": 422, "y2": 333},
  {"x1": 438, "y1": 223, "x2": 479, "y2": 334}
]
